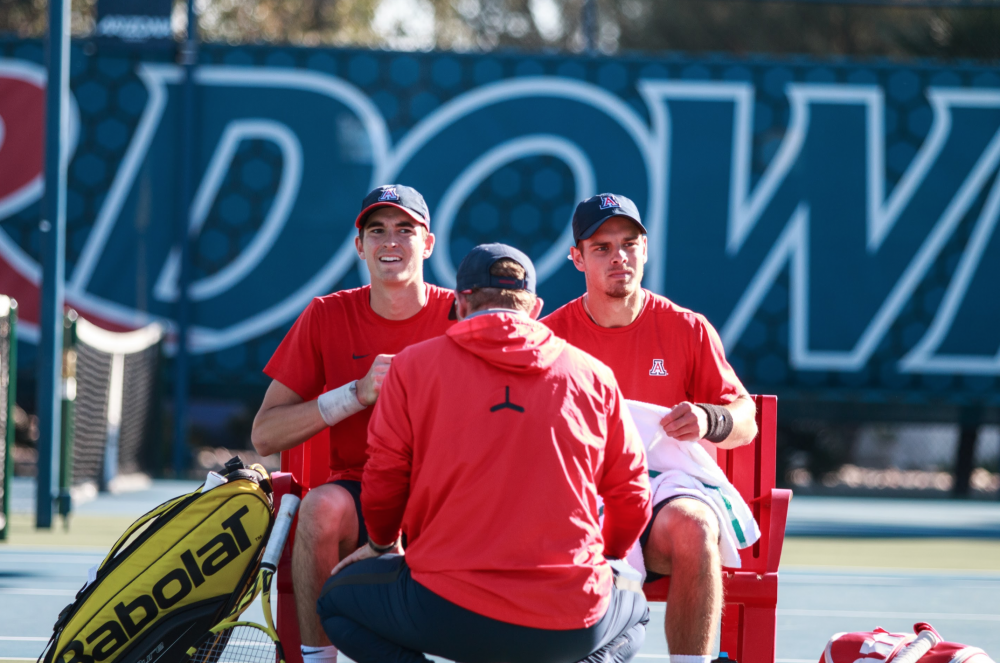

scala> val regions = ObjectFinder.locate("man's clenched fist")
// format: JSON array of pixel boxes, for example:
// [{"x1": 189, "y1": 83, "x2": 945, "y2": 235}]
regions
[
  {"x1": 356, "y1": 354, "x2": 394, "y2": 406},
  {"x1": 659, "y1": 401, "x2": 709, "y2": 441}
]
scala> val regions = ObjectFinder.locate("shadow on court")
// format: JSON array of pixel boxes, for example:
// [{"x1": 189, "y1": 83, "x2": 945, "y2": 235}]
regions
[{"x1": 1, "y1": 480, "x2": 997, "y2": 662}]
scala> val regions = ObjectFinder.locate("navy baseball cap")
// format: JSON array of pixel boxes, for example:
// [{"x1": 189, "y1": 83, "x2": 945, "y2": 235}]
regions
[
  {"x1": 355, "y1": 184, "x2": 431, "y2": 230},
  {"x1": 449, "y1": 243, "x2": 537, "y2": 320},
  {"x1": 572, "y1": 193, "x2": 646, "y2": 243}
]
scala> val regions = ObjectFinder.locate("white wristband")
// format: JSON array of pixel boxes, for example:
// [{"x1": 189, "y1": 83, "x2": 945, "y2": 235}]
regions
[{"x1": 316, "y1": 381, "x2": 365, "y2": 427}]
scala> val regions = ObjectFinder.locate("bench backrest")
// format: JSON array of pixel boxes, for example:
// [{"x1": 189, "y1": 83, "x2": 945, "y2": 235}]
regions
[
  {"x1": 723, "y1": 395, "x2": 777, "y2": 573},
  {"x1": 281, "y1": 429, "x2": 331, "y2": 489},
  {"x1": 281, "y1": 394, "x2": 778, "y2": 572}
]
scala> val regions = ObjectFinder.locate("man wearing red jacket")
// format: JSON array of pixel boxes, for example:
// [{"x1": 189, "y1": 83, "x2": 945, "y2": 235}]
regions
[{"x1": 317, "y1": 244, "x2": 652, "y2": 663}]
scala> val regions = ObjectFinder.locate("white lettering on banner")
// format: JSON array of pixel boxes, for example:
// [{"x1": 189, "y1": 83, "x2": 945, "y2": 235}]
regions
[
  {"x1": 153, "y1": 119, "x2": 304, "y2": 303},
  {"x1": 640, "y1": 81, "x2": 1000, "y2": 374},
  {"x1": 429, "y1": 135, "x2": 596, "y2": 286},
  {"x1": 0, "y1": 58, "x2": 997, "y2": 374},
  {"x1": 66, "y1": 65, "x2": 389, "y2": 354},
  {"x1": 96, "y1": 16, "x2": 172, "y2": 42},
  {"x1": 376, "y1": 75, "x2": 663, "y2": 291},
  {"x1": 66, "y1": 70, "x2": 658, "y2": 354}
]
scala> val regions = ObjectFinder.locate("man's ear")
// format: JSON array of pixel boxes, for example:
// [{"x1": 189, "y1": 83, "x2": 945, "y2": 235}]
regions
[
  {"x1": 641, "y1": 234, "x2": 649, "y2": 265},
  {"x1": 423, "y1": 230, "x2": 435, "y2": 259},
  {"x1": 528, "y1": 296, "x2": 545, "y2": 320},
  {"x1": 455, "y1": 294, "x2": 470, "y2": 321},
  {"x1": 355, "y1": 234, "x2": 365, "y2": 260},
  {"x1": 570, "y1": 246, "x2": 585, "y2": 273}
]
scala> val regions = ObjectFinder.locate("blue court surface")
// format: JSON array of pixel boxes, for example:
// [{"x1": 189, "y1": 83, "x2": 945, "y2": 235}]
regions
[{"x1": 2, "y1": 479, "x2": 998, "y2": 662}]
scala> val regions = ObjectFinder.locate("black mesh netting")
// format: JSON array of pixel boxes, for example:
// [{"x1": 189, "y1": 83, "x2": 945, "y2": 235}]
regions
[
  {"x1": 71, "y1": 330, "x2": 160, "y2": 486},
  {"x1": 118, "y1": 343, "x2": 159, "y2": 475}
]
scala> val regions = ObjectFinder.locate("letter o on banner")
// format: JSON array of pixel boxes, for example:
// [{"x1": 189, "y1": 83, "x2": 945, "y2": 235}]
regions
[
  {"x1": 430, "y1": 134, "x2": 596, "y2": 287},
  {"x1": 152, "y1": 567, "x2": 193, "y2": 609},
  {"x1": 383, "y1": 76, "x2": 652, "y2": 292}
]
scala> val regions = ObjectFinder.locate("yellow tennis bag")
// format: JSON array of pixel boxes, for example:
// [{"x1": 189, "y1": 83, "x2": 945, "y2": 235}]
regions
[{"x1": 40, "y1": 457, "x2": 274, "y2": 663}]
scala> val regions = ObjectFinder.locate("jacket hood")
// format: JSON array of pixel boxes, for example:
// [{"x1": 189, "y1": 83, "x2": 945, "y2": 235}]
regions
[{"x1": 446, "y1": 312, "x2": 566, "y2": 374}]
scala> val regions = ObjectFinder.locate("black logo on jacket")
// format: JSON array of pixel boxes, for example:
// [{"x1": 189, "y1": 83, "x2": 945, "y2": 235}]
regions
[{"x1": 490, "y1": 386, "x2": 524, "y2": 413}]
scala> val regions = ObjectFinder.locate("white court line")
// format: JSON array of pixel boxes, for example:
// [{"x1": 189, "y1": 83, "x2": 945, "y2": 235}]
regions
[
  {"x1": 0, "y1": 637, "x2": 48, "y2": 641},
  {"x1": 0, "y1": 555, "x2": 101, "y2": 564},
  {"x1": 782, "y1": 566, "x2": 1000, "y2": 579},
  {"x1": 0, "y1": 588, "x2": 77, "y2": 595},
  {"x1": 778, "y1": 609, "x2": 1000, "y2": 621},
  {"x1": 782, "y1": 575, "x2": 1000, "y2": 586}
]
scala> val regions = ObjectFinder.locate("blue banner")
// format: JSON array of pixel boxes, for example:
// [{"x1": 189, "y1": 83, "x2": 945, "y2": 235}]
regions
[{"x1": 1, "y1": 41, "x2": 999, "y2": 406}]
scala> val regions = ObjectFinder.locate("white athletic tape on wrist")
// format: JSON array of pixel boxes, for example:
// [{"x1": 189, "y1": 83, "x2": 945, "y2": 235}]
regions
[{"x1": 316, "y1": 381, "x2": 365, "y2": 427}]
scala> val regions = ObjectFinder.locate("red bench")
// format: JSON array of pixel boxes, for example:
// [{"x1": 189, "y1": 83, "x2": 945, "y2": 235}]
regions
[{"x1": 271, "y1": 395, "x2": 789, "y2": 663}]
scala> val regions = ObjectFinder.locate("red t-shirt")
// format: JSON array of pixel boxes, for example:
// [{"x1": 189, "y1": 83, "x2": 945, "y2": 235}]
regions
[
  {"x1": 542, "y1": 290, "x2": 748, "y2": 459},
  {"x1": 264, "y1": 284, "x2": 454, "y2": 482}
]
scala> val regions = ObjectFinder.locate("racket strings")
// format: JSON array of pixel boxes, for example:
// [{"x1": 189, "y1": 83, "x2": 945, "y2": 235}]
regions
[{"x1": 189, "y1": 624, "x2": 279, "y2": 663}]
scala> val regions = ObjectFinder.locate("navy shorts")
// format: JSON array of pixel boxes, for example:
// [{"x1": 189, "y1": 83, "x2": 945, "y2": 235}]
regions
[{"x1": 330, "y1": 479, "x2": 368, "y2": 547}]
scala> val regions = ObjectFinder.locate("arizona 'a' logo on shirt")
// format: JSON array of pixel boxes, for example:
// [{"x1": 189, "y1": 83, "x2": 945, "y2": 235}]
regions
[
  {"x1": 599, "y1": 194, "x2": 619, "y2": 210},
  {"x1": 649, "y1": 359, "x2": 668, "y2": 376},
  {"x1": 379, "y1": 186, "x2": 399, "y2": 201}
]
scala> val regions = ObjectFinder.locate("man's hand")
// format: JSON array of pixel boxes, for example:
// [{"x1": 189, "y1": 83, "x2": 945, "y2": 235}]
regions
[
  {"x1": 356, "y1": 354, "x2": 394, "y2": 406},
  {"x1": 659, "y1": 401, "x2": 709, "y2": 441},
  {"x1": 329, "y1": 539, "x2": 403, "y2": 577}
]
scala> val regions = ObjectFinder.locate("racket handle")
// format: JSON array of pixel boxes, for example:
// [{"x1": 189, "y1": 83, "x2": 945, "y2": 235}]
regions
[
  {"x1": 893, "y1": 630, "x2": 941, "y2": 663},
  {"x1": 261, "y1": 494, "x2": 301, "y2": 571}
]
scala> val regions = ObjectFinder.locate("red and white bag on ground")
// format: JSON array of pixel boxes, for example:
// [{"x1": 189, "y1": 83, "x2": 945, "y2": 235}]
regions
[{"x1": 822, "y1": 623, "x2": 996, "y2": 663}]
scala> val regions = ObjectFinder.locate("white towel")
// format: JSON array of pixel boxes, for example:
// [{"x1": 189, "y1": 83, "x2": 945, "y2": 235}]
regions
[{"x1": 624, "y1": 399, "x2": 761, "y2": 576}]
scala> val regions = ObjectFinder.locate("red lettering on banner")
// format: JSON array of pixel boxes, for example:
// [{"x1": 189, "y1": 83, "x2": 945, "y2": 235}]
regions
[{"x1": 0, "y1": 75, "x2": 45, "y2": 202}]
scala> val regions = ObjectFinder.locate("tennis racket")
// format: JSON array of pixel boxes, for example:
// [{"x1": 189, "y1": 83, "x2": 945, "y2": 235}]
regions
[{"x1": 187, "y1": 493, "x2": 301, "y2": 663}]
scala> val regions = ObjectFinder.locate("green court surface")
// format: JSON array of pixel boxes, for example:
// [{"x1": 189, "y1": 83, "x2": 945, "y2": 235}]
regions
[
  {"x1": 2, "y1": 482, "x2": 998, "y2": 662},
  {"x1": 782, "y1": 537, "x2": 1000, "y2": 571},
  {"x1": 4, "y1": 513, "x2": 138, "y2": 549}
]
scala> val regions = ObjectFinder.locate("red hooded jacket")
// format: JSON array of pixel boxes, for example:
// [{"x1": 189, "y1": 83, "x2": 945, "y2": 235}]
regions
[{"x1": 363, "y1": 311, "x2": 651, "y2": 630}]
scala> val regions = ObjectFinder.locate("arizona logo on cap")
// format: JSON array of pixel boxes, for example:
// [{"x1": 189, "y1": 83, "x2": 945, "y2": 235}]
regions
[
  {"x1": 379, "y1": 187, "x2": 399, "y2": 201},
  {"x1": 599, "y1": 194, "x2": 619, "y2": 210}
]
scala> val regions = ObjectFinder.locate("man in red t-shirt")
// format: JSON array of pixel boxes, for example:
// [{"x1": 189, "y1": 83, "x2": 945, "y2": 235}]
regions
[
  {"x1": 317, "y1": 243, "x2": 651, "y2": 663},
  {"x1": 542, "y1": 193, "x2": 758, "y2": 663},
  {"x1": 251, "y1": 184, "x2": 454, "y2": 663}
]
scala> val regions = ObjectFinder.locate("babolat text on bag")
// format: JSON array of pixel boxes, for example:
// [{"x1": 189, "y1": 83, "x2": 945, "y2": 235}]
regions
[{"x1": 39, "y1": 458, "x2": 275, "y2": 663}]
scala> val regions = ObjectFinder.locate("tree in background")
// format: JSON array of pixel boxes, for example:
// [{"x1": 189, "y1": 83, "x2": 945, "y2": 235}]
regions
[
  {"x1": 0, "y1": 0, "x2": 997, "y2": 59},
  {"x1": 614, "y1": 0, "x2": 1000, "y2": 61},
  {"x1": 0, "y1": 0, "x2": 94, "y2": 36}
]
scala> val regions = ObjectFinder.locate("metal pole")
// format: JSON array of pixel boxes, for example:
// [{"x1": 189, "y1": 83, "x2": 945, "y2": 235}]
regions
[
  {"x1": 582, "y1": 0, "x2": 598, "y2": 53},
  {"x1": 58, "y1": 310, "x2": 77, "y2": 527},
  {"x1": 172, "y1": 0, "x2": 199, "y2": 478},
  {"x1": 36, "y1": 0, "x2": 71, "y2": 529},
  {"x1": 952, "y1": 406, "x2": 981, "y2": 499}
]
